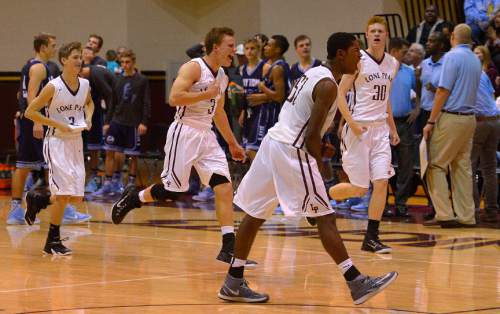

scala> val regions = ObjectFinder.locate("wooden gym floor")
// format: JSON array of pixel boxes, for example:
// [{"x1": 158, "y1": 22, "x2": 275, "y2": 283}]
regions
[{"x1": 0, "y1": 196, "x2": 499, "y2": 314}]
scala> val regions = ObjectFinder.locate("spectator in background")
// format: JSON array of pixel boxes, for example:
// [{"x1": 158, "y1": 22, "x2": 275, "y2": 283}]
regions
[
  {"x1": 417, "y1": 32, "x2": 447, "y2": 134},
  {"x1": 106, "y1": 49, "x2": 120, "y2": 74},
  {"x1": 464, "y1": 0, "x2": 500, "y2": 43},
  {"x1": 117, "y1": 45, "x2": 127, "y2": 58},
  {"x1": 403, "y1": 43, "x2": 426, "y2": 68},
  {"x1": 407, "y1": 4, "x2": 445, "y2": 47},
  {"x1": 423, "y1": 24, "x2": 482, "y2": 228},
  {"x1": 87, "y1": 34, "x2": 107, "y2": 66},
  {"x1": 440, "y1": 21, "x2": 454, "y2": 51},
  {"x1": 387, "y1": 37, "x2": 419, "y2": 217},
  {"x1": 474, "y1": 45, "x2": 500, "y2": 96},
  {"x1": 235, "y1": 44, "x2": 248, "y2": 68},
  {"x1": 290, "y1": 35, "x2": 322, "y2": 86},
  {"x1": 254, "y1": 33, "x2": 269, "y2": 61},
  {"x1": 485, "y1": 21, "x2": 500, "y2": 70},
  {"x1": 471, "y1": 53, "x2": 500, "y2": 223}
]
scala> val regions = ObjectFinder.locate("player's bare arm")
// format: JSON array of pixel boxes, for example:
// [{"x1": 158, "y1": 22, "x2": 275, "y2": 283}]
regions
[
  {"x1": 169, "y1": 62, "x2": 219, "y2": 106},
  {"x1": 386, "y1": 100, "x2": 400, "y2": 146},
  {"x1": 304, "y1": 78, "x2": 337, "y2": 172},
  {"x1": 213, "y1": 95, "x2": 245, "y2": 161},
  {"x1": 337, "y1": 73, "x2": 366, "y2": 137},
  {"x1": 24, "y1": 84, "x2": 71, "y2": 133},
  {"x1": 258, "y1": 65, "x2": 286, "y2": 103},
  {"x1": 84, "y1": 89, "x2": 95, "y2": 130},
  {"x1": 28, "y1": 63, "x2": 48, "y2": 139}
]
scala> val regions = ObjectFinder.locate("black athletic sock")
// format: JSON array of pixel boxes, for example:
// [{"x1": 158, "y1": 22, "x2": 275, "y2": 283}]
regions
[
  {"x1": 47, "y1": 224, "x2": 60, "y2": 242},
  {"x1": 229, "y1": 266, "x2": 245, "y2": 278},
  {"x1": 222, "y1": 233, "x2": 235, "y2": 252},
  {"x1": 344, "y1": 265, "x2": 362, "y2": 281},
  {"x1": 366, "y1": 219, "x2": 380, "y2": 238}
]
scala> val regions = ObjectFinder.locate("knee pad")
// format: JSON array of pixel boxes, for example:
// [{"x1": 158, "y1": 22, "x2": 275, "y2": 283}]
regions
[
  {"x1": 151, "y1": 183, "x2": 183, "y2": 201},
  {"x1": 208, "y1": 173, "x2": 230, "y2": 189}
]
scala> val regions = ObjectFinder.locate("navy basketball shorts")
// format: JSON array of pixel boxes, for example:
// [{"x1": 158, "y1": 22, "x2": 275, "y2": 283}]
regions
[
  {"x1": 16, "y1": 116, "x2": 45, "y2": 170},
  {"x1": 104, "y1": 121, "x2": 141, "y2": 156},
  {"x1": 85, "y1": 102, "x2": 104, "y2": 151}
]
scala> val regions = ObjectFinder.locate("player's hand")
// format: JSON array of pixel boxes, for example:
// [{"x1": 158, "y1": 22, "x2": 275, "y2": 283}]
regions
[
  {"x1": 33, "y1": 123, "x2": 44, "y2": 139},
  {"x1": 350, "y1": 121, "x2": 367, "y2": 138},
  {"x1": 407, "y1": 107, "x2": 420, "y2": 124},
  {"x1": 389, "y1": 128, "x2": 400, "y2": 146},
  {"x1": 229, "y1": 142, "x2": 246, "y2": 162},
  {"x1": 138, "y1": 123, "x2": 147, "y2": 135},
  {"x1": 423, "y1": 123, "x2": 434, "y2": 141},
  {"x1": 57, "y1": 122, "x2": 72, "y2": 133},
  {"x1": 206, "y1": 80, "x2": 220, "y2": 99},
  {"x1": 103, "y1": 124, "x2": 110, "y2": 135}
]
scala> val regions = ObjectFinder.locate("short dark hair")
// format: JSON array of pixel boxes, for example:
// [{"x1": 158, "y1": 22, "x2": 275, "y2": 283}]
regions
[
  {"x1": 58, "y1": 42, "x2": 82, "y2": 64},
  {"x1": 106, "y1": 49, "x2": 118, "y2": 61},
  {"x1": 88, "y1": 34, "x2": 104, "y2": 49},
  {"x1": 327, "y1": 32, "x2": 356, "y2": 60},
  {"x1": 34, "y1": 33, "x2": 56, "y2": 53},
  {"x1": 271, "y1": 35, "x2": 289, "y2": 55},
  {"x1": 204, "y1": 27, "x2": 235, "y2": 54},
  {"x1": 254, "y1": 33, "x2": 269, "y2": 45},
  {"x1": 120, "y1": 49, "x2": 136, "y2": 62},
  {"x1": 294, "y1": 34, "x2": 311, "y2": 48},
  {"x1": 389, "y1": 37, "x2": 409, "y2": 51}
]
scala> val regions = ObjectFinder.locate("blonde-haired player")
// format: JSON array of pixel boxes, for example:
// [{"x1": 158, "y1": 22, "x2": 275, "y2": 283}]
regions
[
  {"x1": 330, "y1": 16, "x2": 400, "y2": 254},
  {"x1": 24, "y1": 42, "x2": 94, "y2": 255}
]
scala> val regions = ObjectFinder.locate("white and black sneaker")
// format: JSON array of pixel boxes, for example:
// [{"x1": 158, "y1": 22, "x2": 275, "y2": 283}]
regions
[
  {"x1": 111, "y1": 186, "x2": 141, "y2": 224},
  {"x1": 218, "y1": 274, "x2": 269, "y2": 303},
  {"x1": 43, "y1": 238, "x2": 72, "y2": 256},
  {"x1": 361, "y1": 236, "x2": 392, "y2": 254},
  {"x1": 348, "y1": 272, "x2": 398, "y2": 305}
]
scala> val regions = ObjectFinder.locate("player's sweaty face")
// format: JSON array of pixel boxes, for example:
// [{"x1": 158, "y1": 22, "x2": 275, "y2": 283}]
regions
[
  {"x1": 216, "y1": 35, "x2": 236, "y2": 67},
  {"x1": 366, "y1": 23, "x2": 387, "y2": 48}
]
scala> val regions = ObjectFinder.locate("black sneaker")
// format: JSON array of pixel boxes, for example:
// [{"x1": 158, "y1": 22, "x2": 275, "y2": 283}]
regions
[
  {"x1": 218, "y1": 274, "x2": 269, "y2": 303},
  {"x1": 347, "y1": 271, "x2": 398, "y2": 305},
  {"x1": 361, "y1": 236, "x2": 392, "y2": 254},
  {"x1": 111, "y1": 186, "x2": 141, "y2": 224},
  {"x1": 43, "y1": 238, "x2": 72, "y2": 256},
  {"x1": 216, "y1": 249, "x2": 258, "y2": 268},
  {"x1": 25, "y1": 189, "x2": 51, "y2": 225}
]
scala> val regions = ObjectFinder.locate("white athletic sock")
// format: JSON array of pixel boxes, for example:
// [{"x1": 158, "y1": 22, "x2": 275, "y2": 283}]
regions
[
  {"x1": 338, "y1": 258, "x2": 353, "y2": 275},
  {"x1": 231, "y1": 257, "x2": 246, "y2": 268},
  {"x1": 221, "y1": 226, "x2": 235, "y2": 235},
  {"x1": 138, "y1": 190, "x2": 147, "y2": 203}
]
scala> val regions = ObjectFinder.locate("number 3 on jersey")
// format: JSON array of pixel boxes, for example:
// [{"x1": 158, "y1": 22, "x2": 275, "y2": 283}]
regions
[
  {"x1": 68, "y1": 116, "x2": 75, "y2": 125},
  {"x1": 208, "y1": 99, "x2": 216, "y2": 114}
]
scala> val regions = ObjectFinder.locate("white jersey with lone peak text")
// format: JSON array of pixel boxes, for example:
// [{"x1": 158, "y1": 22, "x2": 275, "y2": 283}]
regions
[
  {"x1": 268, "y1": 65, "x2": 338, "y2": 149},
  {"x1": 350, "y1": 50, "x2": 399, "y2": 121},
  {"x1": 173, "y1": 58, "x2": 229, "y2": 129},
  {"x1": 46, "y1": 76, "x2": 89, "y2": 138}
]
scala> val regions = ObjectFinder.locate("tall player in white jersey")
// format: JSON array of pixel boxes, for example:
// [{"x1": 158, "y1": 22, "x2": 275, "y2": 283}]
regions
[
  {"x1": 330, "y1": 16, "x2": 400, "y2": 254},
  {"x1": 110, "y1": 27, "x2": 255, "y2": 266},
  {"x1": 24, "y1": 42, "x2": 94, "y2": 255},
  {"x1": 217, "y1": 33, "x2": 397, "y2": 305}
]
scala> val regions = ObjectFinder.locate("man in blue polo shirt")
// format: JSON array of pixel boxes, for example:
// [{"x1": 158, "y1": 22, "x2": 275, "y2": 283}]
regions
[
  {"x1": 388, "y1": 37, "x2": 420, "y2": 217},
  {"x1": 423, "y1": 24, "x2": 482, "y2": 228}
]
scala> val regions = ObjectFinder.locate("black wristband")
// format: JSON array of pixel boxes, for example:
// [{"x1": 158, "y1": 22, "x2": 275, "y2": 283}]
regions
[{"x1": 427, "y1": 121, "x2": 435, "y2": 125}]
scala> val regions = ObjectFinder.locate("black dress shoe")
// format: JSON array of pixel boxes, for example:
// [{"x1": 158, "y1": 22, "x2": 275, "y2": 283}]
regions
[
  {"x1": 395, "y1": 205, "x2": 410, "y2": 217},
  {"x1": 439, "y1": 220, "x2": 462, "y2": 228}
]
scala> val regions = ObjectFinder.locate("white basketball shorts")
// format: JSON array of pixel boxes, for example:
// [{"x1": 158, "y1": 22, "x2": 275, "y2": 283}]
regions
[
  {"x1": 340, "y1": 121, "x2": 394, "y2": 188},
  {"x1": 234, "y1": 136, "x2": 334, "y2": 220},
  {"x1": 43, "y1": 135, "x2": 85, "y2": 197},
  {"x1": 160, "y1": 121, "x2": 230, "y2": 192}
]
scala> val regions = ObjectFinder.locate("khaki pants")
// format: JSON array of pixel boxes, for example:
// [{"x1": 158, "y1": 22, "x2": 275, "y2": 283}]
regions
[{"x1": 426, "y1": 113, "x2": 476, "y2": 224}]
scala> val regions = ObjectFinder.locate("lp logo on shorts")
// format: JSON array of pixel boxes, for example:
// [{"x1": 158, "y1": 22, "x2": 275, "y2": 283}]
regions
[{"x1": 106, "y1": 135, "x2": 115, "y2": 145}]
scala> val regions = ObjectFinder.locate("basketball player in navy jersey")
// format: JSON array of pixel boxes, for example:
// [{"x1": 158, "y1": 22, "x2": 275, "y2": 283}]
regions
[
  {"x1": 24, "y1": 42, "x2": 94, "y2": 255},
  {"x1": 330, "y1": 16, "x2": 400, "y2": 254},
  {"x1": 290, "y1": 35, "x2": 323, "y2": 86},
  {"x1": 239, "y1": 38, "x2": 270, "y2": 160},
  {"x1": 218, "y1": 32, "x2": 397, "y2": 304},
  {"x1": 110, "y1": 27, "x2": 256, "y2": 266}
]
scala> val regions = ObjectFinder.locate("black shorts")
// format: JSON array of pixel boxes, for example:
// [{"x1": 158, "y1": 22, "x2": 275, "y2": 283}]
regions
[
  {"x1": 83, "y1": 97, "x2": 104, "y2": 150},
  {"x1": 16, "y1": 117, "x2": 45, "y2": 169},
  {"x1": 104, "y1": 121, "x2": 141, "y2": 156}
]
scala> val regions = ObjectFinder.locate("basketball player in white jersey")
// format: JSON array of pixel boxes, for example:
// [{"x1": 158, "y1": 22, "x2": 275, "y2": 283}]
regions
[
  {"x1": 111, "y1": 27, "x2": 255, "y2": 266},
  {"x1": 217, "y1": 32, "x2": 397, "y2": 305},
  {"x1": 330, "y1": 16, "x2": 400, "y2": 254},
  {"x1": 24, "y1": 42, "x2": 94, "y2": 255}
]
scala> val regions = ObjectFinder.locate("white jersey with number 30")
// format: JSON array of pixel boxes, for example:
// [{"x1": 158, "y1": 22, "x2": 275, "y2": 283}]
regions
[
  {"x1": 268, "y1": 66, "x2": 338, "y2": 149},
  {"x1": 350, "y1": 50, "x2": 399, "y2": 121},
  {"x1": 173, "y1": 58, "x2": 229, "y2": 130},
  {"x1": 46, "y1": 76, "x2": 89, "y2": 138}
]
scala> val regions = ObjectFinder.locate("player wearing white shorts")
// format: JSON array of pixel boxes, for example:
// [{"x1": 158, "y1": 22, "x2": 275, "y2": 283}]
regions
[
  {"x1": 24, "y1": 42, "x2": 94, "y2": 255},
  {"x1": 217, "y1": 33, "x2": 398, "y2": 305},
  {"x1": 330, "y1": 16, "x2": 401, "y2": 254},
  {"x1": 110, "y1": 27, "x2": 256, "y2": 266}
]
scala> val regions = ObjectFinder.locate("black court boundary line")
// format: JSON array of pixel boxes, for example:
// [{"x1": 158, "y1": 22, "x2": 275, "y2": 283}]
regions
[{"x1": 14, "y1": 303, "x2": 500, "y2": 314}]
